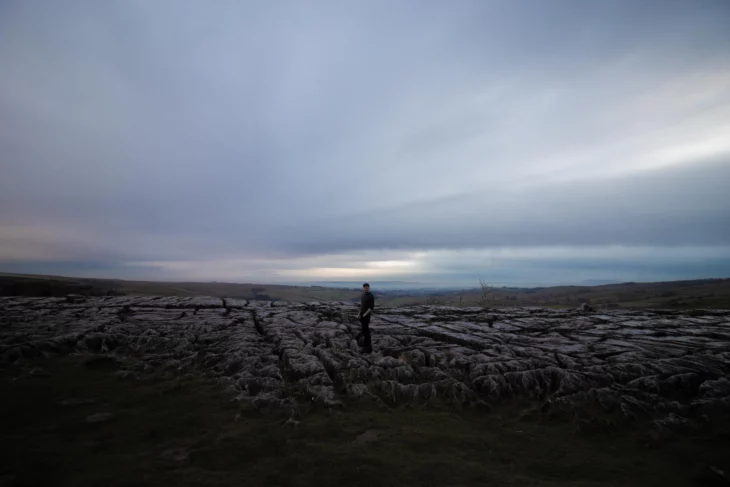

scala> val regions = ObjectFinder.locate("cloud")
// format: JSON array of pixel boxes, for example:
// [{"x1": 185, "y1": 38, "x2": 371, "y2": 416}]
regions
[{"x1": 0, "y1": 0, "x2": 729, "y2": 285}]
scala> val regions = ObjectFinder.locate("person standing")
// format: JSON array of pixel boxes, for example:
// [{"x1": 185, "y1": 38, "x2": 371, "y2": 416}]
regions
[{"x1": 357, "y1": 283, "x2": 375, "y2": 353}]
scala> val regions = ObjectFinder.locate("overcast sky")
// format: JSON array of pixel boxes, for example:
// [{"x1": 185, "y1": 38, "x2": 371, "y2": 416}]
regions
[{"x1": 1, "y1": 0, "x2": 729, "y2": 287}]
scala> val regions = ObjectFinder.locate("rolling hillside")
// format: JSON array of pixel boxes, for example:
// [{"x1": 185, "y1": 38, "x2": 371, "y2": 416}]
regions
[{"x1": 1, "y1": 272, "x2": 729, "y2": 309}]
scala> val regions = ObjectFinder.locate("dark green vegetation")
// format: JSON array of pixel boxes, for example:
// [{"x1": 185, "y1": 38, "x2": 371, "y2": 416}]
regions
[
  {"x1": 1, "y1": 272, "x2": 730, "y2": 309},
  {"x1": 0, "y1": 273, "x2": 360, "y2": 303},
  {"x1": 385, "y1": 278, "x2": 730, "y2": 309},
  {"x1": 1, "y1": 355, "x2": 729, "y2": 487}
]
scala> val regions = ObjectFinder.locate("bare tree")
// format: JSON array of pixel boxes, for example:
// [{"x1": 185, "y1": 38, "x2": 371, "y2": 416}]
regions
[{"x1": 478, "y1": 279, "x2": 491, "y2": 306}]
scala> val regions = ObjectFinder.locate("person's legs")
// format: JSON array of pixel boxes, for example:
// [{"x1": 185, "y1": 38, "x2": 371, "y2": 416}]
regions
[{"x1": 360, "y1": 316, "x2": 372, "y2": 353}]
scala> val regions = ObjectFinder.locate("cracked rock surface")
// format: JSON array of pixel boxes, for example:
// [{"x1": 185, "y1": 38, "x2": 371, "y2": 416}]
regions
[{"x1": 1, "y1": 296, "x2": 729, "y2": 428}]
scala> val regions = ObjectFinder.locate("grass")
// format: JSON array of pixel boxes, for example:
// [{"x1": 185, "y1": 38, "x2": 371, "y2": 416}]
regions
[
  {"x1": 0, "y1": 273, "x2": 361, "y2": 303},
  {"x1": 3, "y1": 272, "x2": 730, "y2": 308},
  {"x1": 2, "y1": 355, "x2": 730, "y2": 486}
]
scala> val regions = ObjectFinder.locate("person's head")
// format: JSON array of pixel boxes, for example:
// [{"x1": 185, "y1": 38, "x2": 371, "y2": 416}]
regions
[{"x1": 362, "y1": 283, "x2": 370, "y2": 293}]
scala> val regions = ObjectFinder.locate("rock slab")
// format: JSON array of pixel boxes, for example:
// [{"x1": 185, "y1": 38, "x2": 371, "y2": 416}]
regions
[{"x1": 1, "y1": 296, "x2": 729, "y2": 427}]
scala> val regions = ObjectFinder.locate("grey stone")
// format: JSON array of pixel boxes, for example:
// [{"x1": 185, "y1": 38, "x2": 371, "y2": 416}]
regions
[
  {"x1": 160, "y1": 447, "x2": 190, "y2": 463},
  {"x1": 2, "y1": 296, "x2": 730, "y2": 430},
  {"x1": 354, "y1": 429, "x2": 382, "y2": 444},
  {"x1": 85, "y1": 412, "x2": 115, "y2": 423}
]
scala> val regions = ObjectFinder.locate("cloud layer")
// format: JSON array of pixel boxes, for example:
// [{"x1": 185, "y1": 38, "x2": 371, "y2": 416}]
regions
[{"x1": 1, "y1": 0, "x2": 729, "y2": 286}]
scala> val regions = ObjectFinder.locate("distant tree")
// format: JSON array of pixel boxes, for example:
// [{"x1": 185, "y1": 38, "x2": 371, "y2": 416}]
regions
[{"x1": 478, "y1": 279, "x2": 491, "y2": 306}]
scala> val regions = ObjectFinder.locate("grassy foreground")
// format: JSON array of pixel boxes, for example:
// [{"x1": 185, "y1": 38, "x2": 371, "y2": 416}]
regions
[{"x1": 1, "y1": 356, "x2": 729, "y2": 487}]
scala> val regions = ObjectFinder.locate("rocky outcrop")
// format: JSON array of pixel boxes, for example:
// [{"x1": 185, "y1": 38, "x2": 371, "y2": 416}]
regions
[{"x1": 1, "y1": 296, "x2": 729, "y2": 428}]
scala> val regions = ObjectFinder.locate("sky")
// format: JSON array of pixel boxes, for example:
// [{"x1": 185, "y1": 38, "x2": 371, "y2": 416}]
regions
[{"x1": 1, "y1": 0, "x2": 730, "y2": 288}]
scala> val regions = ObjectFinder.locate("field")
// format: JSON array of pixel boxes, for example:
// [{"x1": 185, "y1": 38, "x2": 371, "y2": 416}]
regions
[
  {"x1": 0, "y1": 272, "x2": 360, "y2": 303},
  {"x1": 392, "y1": 279, "x2": 730, "y2": 309},
  {"x1": 2, "y1": 272, "x2": 730, "y2": 309},
  {"x1": 1, "y1": 294, "x2": 730, "y2": 485},
  {"x1": 2, "y1": 355, "x2": 729, "y2": 487}
]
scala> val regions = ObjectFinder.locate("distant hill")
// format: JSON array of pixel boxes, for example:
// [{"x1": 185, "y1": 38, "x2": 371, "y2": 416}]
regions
[
  {"x1": 409, "y1": 278, "x2": 730, "y2": 310},
  {"x1": 1, "y1": 272, "x2": 728, "y2": 309},
  {"x1": 0, "y1": 273, "x2": 359, "y2": 303},
  {"x1": 577, "y1": 279, "x2": 623, "y2": 286}
]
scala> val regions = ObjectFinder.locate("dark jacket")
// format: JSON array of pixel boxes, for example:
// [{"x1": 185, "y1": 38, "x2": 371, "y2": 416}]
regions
[{"x1": 360, "y1": 291, "x2": 375, "y2": 315}]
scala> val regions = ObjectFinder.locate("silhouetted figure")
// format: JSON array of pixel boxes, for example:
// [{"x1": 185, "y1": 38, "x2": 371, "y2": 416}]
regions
[{"x1": 357, "y1": 283, "x2": 375, "y2": 353}]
